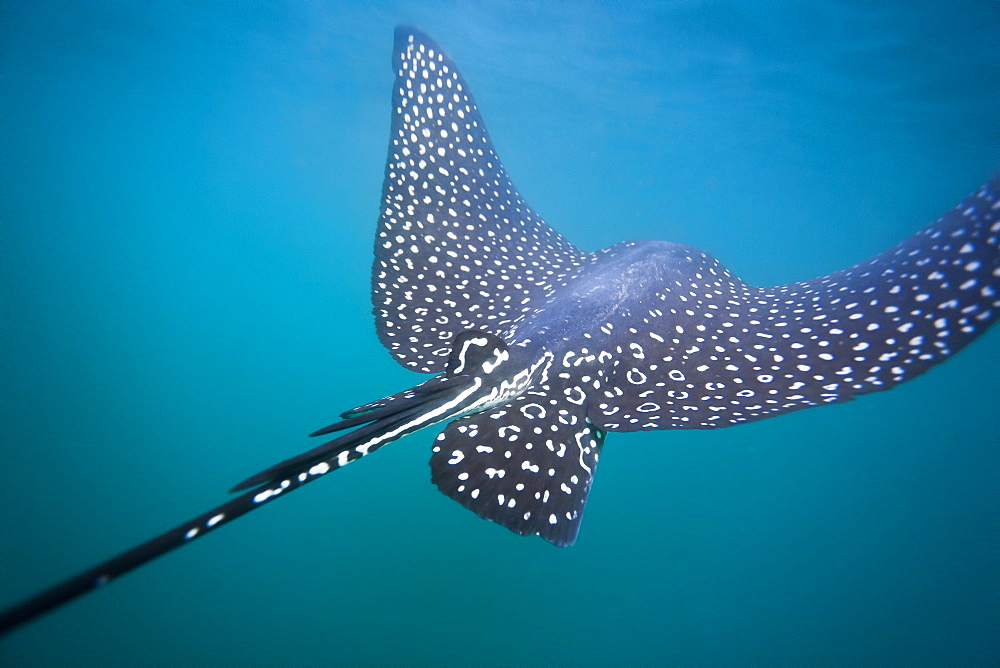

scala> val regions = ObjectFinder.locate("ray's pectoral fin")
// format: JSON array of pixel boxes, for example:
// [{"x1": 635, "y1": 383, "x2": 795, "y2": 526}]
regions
[{"x1": 430, "y1": 385, "x2": 606, "y2": 547}]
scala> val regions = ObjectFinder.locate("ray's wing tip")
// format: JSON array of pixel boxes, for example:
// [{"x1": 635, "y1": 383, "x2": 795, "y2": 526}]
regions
[
  {"x1": 394, "y1": 24, "x2": 419, "y2": 40},
  {"x1": 523, "y1": 522, "x2": 579, "y2": 548},
  {"x1": 431, "y1": 472, "x2": 583, "y2": 548},
  {"x1": 544, "y1": 531, "x2": 578, "y2": 548},
  {"x1": 393, "y1": 25, "x2": 436, "y2": 53},
  {"x1": 986, "y1": 172, "x2": 1000, "y2": 191}
]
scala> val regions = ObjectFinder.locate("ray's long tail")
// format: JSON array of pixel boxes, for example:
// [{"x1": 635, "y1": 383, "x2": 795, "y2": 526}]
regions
[{"x1": 0, "y1": 374, "x2": 475, "y2": 636}]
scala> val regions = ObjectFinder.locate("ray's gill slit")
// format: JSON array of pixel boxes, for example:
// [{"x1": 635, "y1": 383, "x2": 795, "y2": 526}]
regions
[{"x1": 1, "y1": 26, "x2": 997, "y2": 636}]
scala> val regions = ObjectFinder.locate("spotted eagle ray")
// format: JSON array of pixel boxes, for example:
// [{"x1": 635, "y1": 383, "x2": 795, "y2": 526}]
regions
[{"x1": 2, "y1": 26, "x2": 998, "y2": 635}]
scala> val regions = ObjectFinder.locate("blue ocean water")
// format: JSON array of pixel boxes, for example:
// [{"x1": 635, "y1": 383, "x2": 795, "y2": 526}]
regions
[{"x1": 1, "y1": 1, "x2": 998, "y2": 664}]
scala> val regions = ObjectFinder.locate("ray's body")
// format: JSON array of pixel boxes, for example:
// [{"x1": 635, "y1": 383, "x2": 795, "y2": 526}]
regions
[{"x1": 1, "y1": 27, "x2": 997, "y2": 635}]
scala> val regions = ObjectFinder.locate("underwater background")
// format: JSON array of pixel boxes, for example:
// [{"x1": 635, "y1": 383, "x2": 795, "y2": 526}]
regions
[{"x1": 1, "y1": 1, "x2": 998, "y2": 665}]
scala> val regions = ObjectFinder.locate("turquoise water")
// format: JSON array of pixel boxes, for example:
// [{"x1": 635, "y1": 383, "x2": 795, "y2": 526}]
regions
[{"x1": 2, "y1": 1, "x2": 998, "y2": 664}]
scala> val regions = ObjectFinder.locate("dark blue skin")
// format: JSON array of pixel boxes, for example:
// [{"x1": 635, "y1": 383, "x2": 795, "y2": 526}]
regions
[
  {"x1": 1, "y1": 25, "x2": 996, "y2": 635},
  {"x1": 426, "y1": 179, "x2": 1000, "y2": 543}
]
